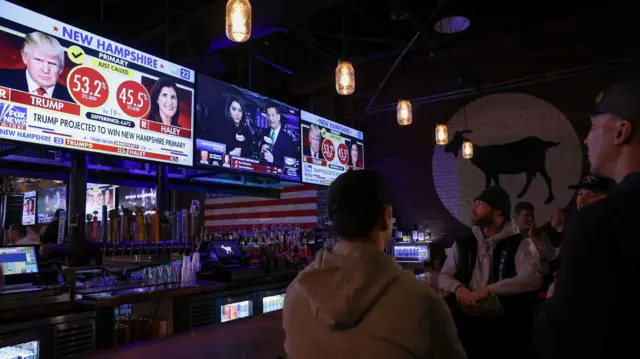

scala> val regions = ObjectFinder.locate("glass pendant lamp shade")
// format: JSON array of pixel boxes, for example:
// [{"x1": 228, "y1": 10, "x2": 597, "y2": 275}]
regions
[
  {"x1": 435, "y1": 124, "x2": 448, "y2": 145},
  {"x1": 226, "y1": 0, "x2": 252, "y2": 43},
  {"x1": 462, "y1": 140, "x2": 473, "y2": 159},
  {"x1": 335, "y1": 60, "x2": 355, "y2": 95},
  {"x1": 397, "y1": 100, "x2": 412, "y2": 125}
]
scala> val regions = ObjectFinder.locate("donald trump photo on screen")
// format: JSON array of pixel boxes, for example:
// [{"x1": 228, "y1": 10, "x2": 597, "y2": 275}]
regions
[{"x1": 0, "y1": 31, "x2": 73, "y2": 102}]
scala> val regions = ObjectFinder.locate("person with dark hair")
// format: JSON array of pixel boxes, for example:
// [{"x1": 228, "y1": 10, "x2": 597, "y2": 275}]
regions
[
  {"x1": 259, "y1": 105, "x2": 296, "y2": 165},
  {"x1": 148, "y1": 77, "x2": 181, "y2": 127},
  {"x1": 568, "y1": 174, "x2": 613, "y2": 209},
  {"x1": 513, "y1": 201, "x2": 555, "y2": 277},
  {"x1": 283, "y1": 170, "x2": 466, "y2": 359},
  {"x1": 438, "y1": 186, "x2": 542, "y2": 359},
  {"x1": 8, "y1": 224, "x2": 33, "y2": 245},
  {"x1": 40, "y1": 208, "x2": 66, "y2": 244},
  {"x1": 534, "y1": 73, "x2": 640, "y2": 358},
  {"x1": 547, "y1": 207, "x2": 569, "y2": 248},
  {"x1": 222, "y1": 96, "x2": 253, "y2": 157}
]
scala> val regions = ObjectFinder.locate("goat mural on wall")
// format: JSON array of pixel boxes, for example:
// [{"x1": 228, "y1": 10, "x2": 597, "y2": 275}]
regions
[{"x1": 444, "y1": 129, "x2": 559, "y2": 204}]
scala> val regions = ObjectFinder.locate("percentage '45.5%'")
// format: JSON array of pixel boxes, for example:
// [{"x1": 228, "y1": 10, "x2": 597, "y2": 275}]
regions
[{"x1": 116, "y1": 80, "x2": 151, "y2": 118}]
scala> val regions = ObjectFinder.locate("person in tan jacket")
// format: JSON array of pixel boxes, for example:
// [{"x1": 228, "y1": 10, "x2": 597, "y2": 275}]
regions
[{"x1": 283, "y1": 170, "x2": 466, "y2": 359}]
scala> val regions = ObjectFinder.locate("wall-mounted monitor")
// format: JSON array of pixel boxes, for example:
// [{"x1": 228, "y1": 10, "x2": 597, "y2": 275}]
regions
[
  {"x1": 300, "y1": 111, "x2": 364, "y2": 186},
  {"x1": 36, "y1": 186, "x2": 66, "y2": 224},
  {"x1": 195, "y1": 74, "x2": 301, "y2": 181},
  {"x1": 117, "y1": 186, "x2": 156, "y2": 214},
  {"x1": 22, "y1": 190, "x2": 36, "y2": 225},
  {"x1": 0, "y1": 2, "x2": 195, "y2": 166},
  {"x1": 86, "y1": 183, "x2": 116, "y2": 218}
]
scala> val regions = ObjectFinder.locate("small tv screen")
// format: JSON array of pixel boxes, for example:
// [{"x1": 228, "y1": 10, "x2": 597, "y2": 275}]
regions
[
  {"x1": 195, "y1": 74, "x2": 301, "y2": 181},
  {"x1": 36, "y1": 186, "x2": 66, "y2": 224},
  {"x1": 117, "y1": 186, "x2": 156, "y2": 214},
  {"x1": 22, "y1": 191, "x2": 36, "y2": 226},
  {"x1": 86, "y1": 184, "x2": 117, "y2": 219}
]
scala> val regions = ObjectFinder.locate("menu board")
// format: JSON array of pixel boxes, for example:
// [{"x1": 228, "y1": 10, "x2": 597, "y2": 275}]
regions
[
  {"x1": 0, "y1": 2, "x2": 195, "y2": 166},
  {"x1": 300, "y1": 111, "x2": 364, "y2": 186},
  {"x1": 22, "y1": 190, "x2": 36, "y2": 225},
  {"x1": 195, "y1": 74, "x2": 301, "y2": 181}
]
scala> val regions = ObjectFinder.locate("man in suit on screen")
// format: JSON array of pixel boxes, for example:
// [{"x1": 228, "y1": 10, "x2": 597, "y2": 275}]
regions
[
  {"x1": 304, "y1": 124, "x2": 324, "y2": 160},
  {"x1": 260, "y1": 105, "x2": 296, "y2": 166},
  {"x1": 0, "y1": 31, "x2": 74, "y2": 102}
]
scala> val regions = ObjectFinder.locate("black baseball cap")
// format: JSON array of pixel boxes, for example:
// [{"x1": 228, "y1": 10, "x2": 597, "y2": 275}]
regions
[
  {"x1": 328, "y1": 170, "x2": 394, "y2": 220},
  {"x1": 474, "y1": 186, "x2": 511, "y2": 218},
  {"x1": 568, "y1": 175, "x2": 614, "y2": 193},
  {"x1": 592, "y1": 72, "x2": 640, "y2": 122}
]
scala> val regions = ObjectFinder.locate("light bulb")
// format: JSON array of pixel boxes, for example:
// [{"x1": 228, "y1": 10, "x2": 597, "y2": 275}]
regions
[{"x1": 336, "y1": 61, "x2": 355, "y2": 95}]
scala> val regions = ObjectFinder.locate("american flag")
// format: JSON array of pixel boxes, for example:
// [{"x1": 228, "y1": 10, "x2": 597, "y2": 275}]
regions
[{"x1": 204, "y1": 184, "x2": 318, "y2": 231}]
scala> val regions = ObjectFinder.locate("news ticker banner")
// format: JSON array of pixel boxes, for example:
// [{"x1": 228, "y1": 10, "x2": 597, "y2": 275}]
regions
[
  {"x1": 0, "y1": 2, "x2": 195, "y2": 166},
  {"x1": 300, "y1": 110, "x2": 365, "y2": 186}
]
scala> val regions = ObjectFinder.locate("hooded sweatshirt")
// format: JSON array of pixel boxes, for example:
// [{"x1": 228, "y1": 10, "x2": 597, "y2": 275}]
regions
[
  {"x1": 283, "y1": 240, "x2": 467, "y2": 359},
  {"x1": 438, "y1": 220, "x2": 543, "y2": 317}
]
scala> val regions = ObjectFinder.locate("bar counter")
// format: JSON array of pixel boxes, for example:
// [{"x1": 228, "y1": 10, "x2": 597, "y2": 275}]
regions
[{"x1": 90, "y1": 311, "x2": 286, "y2": 359}]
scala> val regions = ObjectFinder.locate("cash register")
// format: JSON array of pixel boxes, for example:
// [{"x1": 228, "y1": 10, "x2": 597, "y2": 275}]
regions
[
  {"x1": 0, "y1": 246, "x2": 70, "y2": 310},
  {"x1": 209, "y1": 240, "x2": 264, "y2": 281}
]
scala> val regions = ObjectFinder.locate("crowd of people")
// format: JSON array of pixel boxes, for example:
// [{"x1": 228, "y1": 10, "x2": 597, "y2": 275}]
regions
[{"x1": 282, "y1": 72, "x2": 640, "y2": 358}]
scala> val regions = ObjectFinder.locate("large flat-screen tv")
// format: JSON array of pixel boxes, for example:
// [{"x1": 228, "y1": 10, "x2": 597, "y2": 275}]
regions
[
  {"x1": 117, "y1": 186, "x2": 156, "y2": 214},
  {"x1": 0, "y1": 2, "x2": 195, "y2": 166},
  {"x1": 195, "y1": 74, "x2": 301, "y2": 181},
  {"x1": 300, "y1": 111, "x2": 364, "y2": 186},
  {"x1": 36, "y1": 186, "x2": 66, "y2": 224},
  {"x1": 22, "y1": 190, "x2": 36, "y2": 225},
  {"x1": 86, "y1": 183, "x2": 116, "y2": 219}
]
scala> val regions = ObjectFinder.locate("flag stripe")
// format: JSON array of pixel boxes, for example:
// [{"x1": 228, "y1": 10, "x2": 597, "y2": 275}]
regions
[
  {"x1": 206, "y1": 223, "x2": 317, "y2": 231},
  {"x1": 211, "y1": 209, "x2": 317, "y2": 221},
  {"x1": 205, "y1": 215, "x2": 318, "y2": 227},
  {"x1": 205, "y1": 202, "x2": 317, "y2": 216},
  {"x1": 205, "y1": 196, "x2": 316, "y2": 210},
  {"x1": 206, "y1": 190, "x2": 316, "y2": 205}
]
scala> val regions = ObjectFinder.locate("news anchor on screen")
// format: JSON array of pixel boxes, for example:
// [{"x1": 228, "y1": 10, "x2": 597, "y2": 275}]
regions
[
  {"x1": 260, "y1": 105, "x2": 296, "y2": 165},
  {"x1": 0, "y1": 31, "x2": 73, "y2": 102},
  {"x1": 148, "y1": 77, "x2": 181, "y2": 127},
  {"x1": 222, "y1": 96, "x2": 254, "y2": 157},
  {"x1": 304, "y1": 124, "x2": 324, "y2": 160}
]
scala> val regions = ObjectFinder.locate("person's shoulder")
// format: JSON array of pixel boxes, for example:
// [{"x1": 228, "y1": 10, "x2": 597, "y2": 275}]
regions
[{"x1": 0, "y1": 68, "x2": 23, "y2": 84}]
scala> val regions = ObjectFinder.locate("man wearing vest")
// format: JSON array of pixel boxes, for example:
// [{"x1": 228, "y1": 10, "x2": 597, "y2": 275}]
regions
[{"x1": 439, "y1": 186, "x2": 543, "y2": 359}]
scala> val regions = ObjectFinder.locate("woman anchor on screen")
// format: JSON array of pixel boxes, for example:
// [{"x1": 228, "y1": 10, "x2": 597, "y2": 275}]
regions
[
  {"x1": 222, "y1": 96, "x2": 254, "y2": 158},
  {"x1": 148, "y1": 78, "x2": 181, "y2": 127}
]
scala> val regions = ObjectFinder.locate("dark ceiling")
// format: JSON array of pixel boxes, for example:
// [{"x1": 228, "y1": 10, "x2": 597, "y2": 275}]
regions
[{"x1": 8, "y1": 0, "x2": 640, "y2": 125}]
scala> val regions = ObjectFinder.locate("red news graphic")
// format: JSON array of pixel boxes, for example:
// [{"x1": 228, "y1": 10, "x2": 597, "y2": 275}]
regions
[
  {"x1": 322, "y1": 139, "x2": 336, "y2": 162},
  {"x1": 66, "y1": 66, "x2": 109, "y2": 108},
  {"x1": 117, "y1": 80, "x2": 150, "y2": 118},
  {"x1": 140, "y1": 119, "x2": 191, "y2": 139},
  {"x1": 64, "y1": 138, "x2": 179, "y2": 163}
]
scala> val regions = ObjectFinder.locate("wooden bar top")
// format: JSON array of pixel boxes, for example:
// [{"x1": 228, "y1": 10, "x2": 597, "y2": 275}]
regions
[{"x1": 89, "y1": 311, "x2": 286, "y2": 359}]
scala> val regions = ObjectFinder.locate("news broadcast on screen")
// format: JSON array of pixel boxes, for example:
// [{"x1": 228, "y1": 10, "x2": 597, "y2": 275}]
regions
[
  {"x1": 22, "y1": 190, "x2": 36, "y2": 225},
  {"x1": 0, "y1": 2, "x2": 195, "y2": 166},
  {"x1": 300, "y1": 110, "x2": 364, "y2": 186},
  {"x1": 195, "y1": 74, "x2": 301, "y2": 181}
]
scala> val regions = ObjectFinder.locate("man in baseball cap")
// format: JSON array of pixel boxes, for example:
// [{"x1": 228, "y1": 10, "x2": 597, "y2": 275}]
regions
[
  {"x1": 534, "y1": 72, "x2": 640, "y2": 358},
  {"x1": 567, "y1": 174, "x2": 615, "y2": 209},
  {"x1": 283, "y1": 170, "x2": 465, "y2": 359},
  {"x1": 439, "y1": 186, "x2": 542, "y2": 358}
]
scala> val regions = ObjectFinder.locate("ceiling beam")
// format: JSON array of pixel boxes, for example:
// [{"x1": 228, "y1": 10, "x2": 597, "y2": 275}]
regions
[{"x1": 309, "y1": 31, "x2": 404, "y2": 45}]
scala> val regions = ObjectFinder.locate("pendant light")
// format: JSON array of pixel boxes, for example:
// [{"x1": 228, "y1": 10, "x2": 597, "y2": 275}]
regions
[
  {"x1": 225, "y1": 0, "x2": 252, "y2": 43},
  {"x1": 435, "y1": 124, "x2": 448, "y2": 145},
  {"x1": 462, "y1": 106, "x2": 473, "y2": 159},
  {"x1": 397, "y1": 100, "x2": 412, "y2": 125},
  {"x1": 335, "y1": 60, "x2": 355, "y2": 95}
]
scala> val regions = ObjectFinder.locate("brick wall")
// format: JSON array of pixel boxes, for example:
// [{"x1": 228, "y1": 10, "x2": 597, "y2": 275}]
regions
[{"x1": 364, "y1": 70, "x2": 615, "y2": 246}]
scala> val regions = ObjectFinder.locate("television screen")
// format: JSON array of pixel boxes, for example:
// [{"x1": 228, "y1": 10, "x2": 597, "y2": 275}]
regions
[
  {"x1": 300, "y1": 111, "x2": 364, "y2": 186},
  {"x1": 117, "y1": 186, "x2": 156, "y2": 214},
  {"x1": 195, "y1": 74, "x2": 301, "y2": 180},
  {"x1": 36, "y1": 186, "x2": 66, "y2": 224},
  {"x1": 22, "y1": 190, "x2": 36, "y2": 225},
  {"x1": 86, "y1": 184, "x2": 116, "y2": 219},
  {"x1": 0, "y1": 2, "x2": 195, "y2": 166}
]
